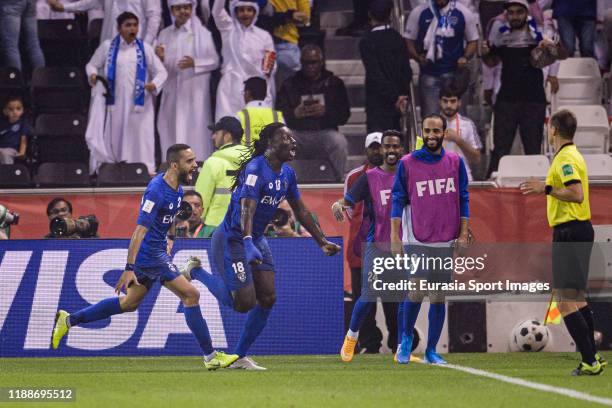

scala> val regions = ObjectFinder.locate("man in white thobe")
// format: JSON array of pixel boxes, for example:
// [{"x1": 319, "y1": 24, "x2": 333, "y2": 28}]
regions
[
  {"x1": 213, "y1": 0, "x2": 276, "y2": 121},
  {"x1": 85, "y1": 11, "x2": 167, "y2": 174},
  {"x1": 156, "y1": 0, "x2": 219, "y2": 161},
  {"x1": 47, "y1": 0, "x2": 161, "y2": 44}
]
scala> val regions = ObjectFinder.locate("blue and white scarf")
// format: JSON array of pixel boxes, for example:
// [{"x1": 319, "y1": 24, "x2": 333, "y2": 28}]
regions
[
  {"x1": 498, "y1": 16, "x2": 543, "y2": 43},
  {"x1": 106, "y1": 35, "x2": 147, "y2": 110},
  {"x1": 424, "y1": 0, "x2": 457, "y2": 63}
]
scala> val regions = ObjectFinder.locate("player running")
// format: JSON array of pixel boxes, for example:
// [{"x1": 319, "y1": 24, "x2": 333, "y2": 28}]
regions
[
  {"x1": 180, "y1": 123, "x2": 341, "y2": 370},
  {"x1": 332, "y1": 130, "x2": 416, "y2": 363},
  {"x1": 391, "y1": 114, "x2": 471, "y2": 365},
  {"x1": 51, "y1": 144, "x2": 238, "y2": 370}
]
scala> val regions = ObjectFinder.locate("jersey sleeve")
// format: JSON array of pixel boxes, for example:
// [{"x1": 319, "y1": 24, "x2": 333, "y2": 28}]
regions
[
  {"x1": 286, "y1": 168, "x2": 301, "y2": 200},
  {"x1": 391, "y1": 160, "x2": 409, "y2": 218},
  {"x1": 136, "y1": 186, "x2": 163, "y2": 228},
  {"x1": 239, "y1": 161, "x2": 264, "y2": 201},
  {"x1": 345, "y1": 173, "x2": 370, "y2": 205},
  {"x1": 556, "y1": 157, "x2": 582, "y2": 186},
  {"x1": 458, "y1": 157, "x2": 470, "y2": 218}
]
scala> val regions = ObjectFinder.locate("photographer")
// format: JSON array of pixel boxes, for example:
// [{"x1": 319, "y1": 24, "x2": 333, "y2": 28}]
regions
[
  {"x1": 0, "y1": 203, "x2": 19, "y2": 239},
  {"x1": 174, "y1": 191, "x2": 206, "y2": 238},
  {"x1": 45, "y1": 197, "x2": 99, "y2": 239}
]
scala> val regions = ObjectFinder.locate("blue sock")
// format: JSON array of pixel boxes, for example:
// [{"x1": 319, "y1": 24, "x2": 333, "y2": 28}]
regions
[
  {"x1": 184, "y1": 305, "x2": 214, "y2": 355},
  {"x1": 404, "y1": 300, "x2": 422, "y2": 338},
  {"x1": 191, "y1": 267, "x2": 233, "y2": 308},
  {"x1": 69, "y1": 297, "x2": 122, "y2": 327},
  {"x1": 397, "y1": 301, "x2": 407, "y2": 342},
  {"x1": 349, "y1": 297, "x2": 374, "y2": 332},
  {"x1": 427, "y1": 303, "x2": 446, "y2": 351},
  {"x1": 234, "y1": 305, "x2": 271, "y2": 358}
]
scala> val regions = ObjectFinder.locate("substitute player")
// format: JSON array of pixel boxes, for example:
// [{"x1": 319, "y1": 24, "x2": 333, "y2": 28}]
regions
[
  {"x1": 391, "y1": 114, "x2": 471, "y2": 365},
  {"x1": 332, "y1": 130, "x2": 407, "y2": 362},
  {"x1": 51, "y1": 144, "x2": 238, "y2": 370},
  {"x1": 520, "y1": 109, "x2": 605, "y2": 376},
  {"x1": 181, "y1": 123, "x2": 341, "y2": 370}
]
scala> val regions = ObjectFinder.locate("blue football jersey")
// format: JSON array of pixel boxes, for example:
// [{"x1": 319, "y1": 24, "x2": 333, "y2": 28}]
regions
[
  {"x1": 223, "y1": 155, "x2": 300, "y2": 239},
  {"x1": 135, "y1": 173, "x2": 183, "y2": 267}
]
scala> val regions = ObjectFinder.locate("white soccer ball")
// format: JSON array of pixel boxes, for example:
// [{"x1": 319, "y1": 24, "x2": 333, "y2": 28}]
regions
[{"x1": 511, "y1": 320, "x2": 549, "y2": 352}]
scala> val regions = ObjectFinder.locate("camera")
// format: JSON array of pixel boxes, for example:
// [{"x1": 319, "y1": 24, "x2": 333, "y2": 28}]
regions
[
  {"x1": 176, "y1": 200, "x2": 193, "y2": 221},
  {"x1": 49, "y1": 215, "x2": 99, "y2": 238},
  {"x1": 271, "y1": 208, "x2": 290, "y2": 228},
  {"x1": 0, "y1": 204, "x2": 19, "y2": 228}
]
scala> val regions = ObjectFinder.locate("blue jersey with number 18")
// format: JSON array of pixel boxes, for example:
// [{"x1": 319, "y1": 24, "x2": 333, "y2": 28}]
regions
[
  {"x1": 222, "y1": 155, "x2": 300, "y2": 239},
  {"x1": 135, "y1": 173, "x2": 183, "y2": 267}
]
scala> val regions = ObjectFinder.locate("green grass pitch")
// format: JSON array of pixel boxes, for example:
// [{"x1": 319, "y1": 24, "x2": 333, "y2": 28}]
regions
[{"x1": 1, "y1": 353, "x2": 611, "y2": 408}]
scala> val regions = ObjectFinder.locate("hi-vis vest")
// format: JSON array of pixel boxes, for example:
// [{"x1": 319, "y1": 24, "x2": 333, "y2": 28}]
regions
[{"x1": 237, "y1": 106, "x2": 285, "y2": 146}]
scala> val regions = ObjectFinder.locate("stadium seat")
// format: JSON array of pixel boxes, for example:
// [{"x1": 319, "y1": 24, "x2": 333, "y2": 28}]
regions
[
  {"x1": 556, "y1": 105, "x2": 610, "y2": 154},
  {"x1": 583, "y1": 154, "x2": 612, "y2": 180},
  {"x1": 289, "y1": 159, "x2": 337, "y2": 183},
  {"x1": 590, "y1": 224, "x2": 612, "y2": 281},
  {"x1": 37, "y1": 19, "x2": 85, "y2": 67},
  {"x1": 33, "y1": 114, "x2": 89, "y2": 164},
  {"x1": 495, "y1": 155, "x2": 550, "y2": 187},
  {"x1": 35, "y1": 162, "x2": 90, "y2": 187},
  {"x1": 552, "y1": 58, "x2": 602, "y2": 110},
  {"x1": 31, "y1": 67, "x2": 86, "y2": 115},
  {"x1": 0, "y1": 164, "x2": 31, "y2": 188},
  {"x1": 97, "y1": 162, "x2": 150, "y2": 186},
  {"x1": 0, "y1": 67, "x2": 25, "y2": 104}
]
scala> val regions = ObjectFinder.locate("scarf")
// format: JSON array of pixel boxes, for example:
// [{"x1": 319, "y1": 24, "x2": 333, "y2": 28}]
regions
[
  {"x1": 498, "y1": 15, "x2": 543, "y2": 43},
  {"x1": 423, "y1": 0, "x2": 456, "y2": 63},
  {"x1": 106, "y1": 35, "x2": 147, "y2": 110}
]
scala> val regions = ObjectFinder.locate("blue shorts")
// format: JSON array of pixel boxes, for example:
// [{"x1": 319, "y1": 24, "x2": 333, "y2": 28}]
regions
[
  {"x1": 134, "y1": 261, "x2": 181, "y2": 290},
  {"x1": 211, "y1": 227, "x2": 275, "y2": 291}
]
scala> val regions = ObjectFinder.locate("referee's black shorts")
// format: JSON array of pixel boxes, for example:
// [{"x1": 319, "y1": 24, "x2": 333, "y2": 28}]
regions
[{"x1": 552, "y1": 220, "x2": 594, "y2": 291}]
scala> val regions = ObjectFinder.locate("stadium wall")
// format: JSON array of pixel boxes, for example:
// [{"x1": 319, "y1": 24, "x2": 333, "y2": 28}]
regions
[{"x1": 0, "y1": 238, "x2": 344, "y2": 357}]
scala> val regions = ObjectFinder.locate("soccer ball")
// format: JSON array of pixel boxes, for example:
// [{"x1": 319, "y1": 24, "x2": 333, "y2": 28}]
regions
[{"x1": 510, "y1": 320, "x2": 549, "y2": 352}]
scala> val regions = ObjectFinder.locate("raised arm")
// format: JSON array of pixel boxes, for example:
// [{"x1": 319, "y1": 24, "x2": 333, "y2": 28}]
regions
[
  {"x1": 143, "y1": 0, "x2": 162, "y2": 45},
  {"x1": 212, "y1": 0, "x2": 233, "y2": 31}
]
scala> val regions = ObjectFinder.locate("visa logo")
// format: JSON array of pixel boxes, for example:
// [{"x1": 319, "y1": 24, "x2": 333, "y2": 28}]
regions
[{"x1": 415, "y1": 178, "x2": 456, "y2": 197}]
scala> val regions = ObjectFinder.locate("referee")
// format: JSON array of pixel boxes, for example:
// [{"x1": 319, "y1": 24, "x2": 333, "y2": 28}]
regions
[{"x1": 520, "y1": 109, "x2": 605, "y2": 376}]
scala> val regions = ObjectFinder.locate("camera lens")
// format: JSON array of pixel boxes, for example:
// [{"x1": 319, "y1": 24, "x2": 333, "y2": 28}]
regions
[
  {"x1": 50, "y1": 217, "x2": 69, "y2": 237},
  {"x1": 176, "y1": 200, "x2": 193, "y2": 221}
]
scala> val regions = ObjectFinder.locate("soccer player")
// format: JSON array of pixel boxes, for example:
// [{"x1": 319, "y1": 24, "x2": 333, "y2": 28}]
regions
[
  {"x1": 520, "y1": 109, "x2": 605, "y2": 376},
  {"x1": 391, "y1": 114, "x2": 471, "y2": 365},
  {"x1": 332, "y1": 130, "x2": 406, "y2": 362},
  {"x1": 181, "y1": 123, "x2": 341, "y2": 370},
  {"x1": 51, "y1": 144, "x2": 238, "y2": 370}
]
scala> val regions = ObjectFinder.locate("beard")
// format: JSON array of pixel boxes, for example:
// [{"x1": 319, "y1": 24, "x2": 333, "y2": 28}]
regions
[
  {"x1": 178, "y1": 171, "x2": 191, "y2": 185},
  {"x1": 424, "y1": 137, "x2": 443, "y2": 152},
  {"x1": 369, "y1": 154, "x2": 383, "y2": 166},
  {"x1": 509, "y1": 19, "x2": 527, "y2": 29}
]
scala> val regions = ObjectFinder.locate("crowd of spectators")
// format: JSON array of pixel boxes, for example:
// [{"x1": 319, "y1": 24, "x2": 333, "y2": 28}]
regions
[{"x1": 0, "y1": 0, "x2": 610, "y2": 184}]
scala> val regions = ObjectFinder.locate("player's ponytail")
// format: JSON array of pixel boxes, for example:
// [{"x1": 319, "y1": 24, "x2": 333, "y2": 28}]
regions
[{"x1": 231, "y1": 122, "x2": 286, "y2": 191}]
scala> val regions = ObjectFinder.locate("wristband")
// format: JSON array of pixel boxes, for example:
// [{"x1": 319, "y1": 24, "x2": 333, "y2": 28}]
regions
[
  {"x1": 167, "y1": 234, "x2": 176, "y2": 240},
  {"x1": 125, "y1": 263, "x2": 135, "y2": 271},
  {"x1": 545, "y1": 185, "x2": 552, "y2": 195},
  {"x1": 243, "y1": 235, "x2": 253, "y2": 241}
]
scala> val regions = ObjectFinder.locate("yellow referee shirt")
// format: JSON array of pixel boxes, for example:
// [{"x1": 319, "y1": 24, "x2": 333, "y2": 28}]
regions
[{"x1": 545, "y1": 143, "x2": 591, "y2": 227}]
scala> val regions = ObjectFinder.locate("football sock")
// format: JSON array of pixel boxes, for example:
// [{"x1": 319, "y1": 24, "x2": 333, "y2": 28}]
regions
[
  {"x1": 563, "y1": 310, "x2": 596, "y2": 364},
  {"x1": 403, "y1": 301, "x2": 422, "y2": 338},
  {"x1": 579, "y1": 305, "x2": 597, "y2": 352},
  {"x1": 427, "y1": 303, "x2": 446, "y2": 351},
  {"x1": 349, "y1": 298, "x2": 374, "y2": 333},
  {"x1": 397, "y1": 301, "x2": 407, "y2": 341},
  {"x1": 191, "y1": 267, "x2": 234, "y2": 308},
  {"x1": 184, "y1": 305, "x2": 214, "y2": 355},
  {"x1": 235, "y1": 305, "x2": 271, "y2": 358},
  {"x1": 347, "y1": 329, "x2": 359, "y2": 339},
  {"x1": 68, "y1": 297, "x2": 122, "y2": 327}
]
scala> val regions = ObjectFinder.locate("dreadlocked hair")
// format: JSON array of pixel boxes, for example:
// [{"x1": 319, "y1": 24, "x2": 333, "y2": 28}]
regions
[{"x1": 231, "y1": 122, "x2": 286, "y2": 191}]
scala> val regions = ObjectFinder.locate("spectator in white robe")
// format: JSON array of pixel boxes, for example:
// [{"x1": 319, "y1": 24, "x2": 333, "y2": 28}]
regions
[
  {"x1": 156, "y1": 0, "x2": 219, "y2": 162},
  {"x1": 38, "y1": 0, "x2": 104, "y2": 21},
  {"x1": 212, "y1": 0, "x2": 277, "y2": 121},
  {"x1": 47, "y1": 0, "x2": 161, "y2": 44},
  {"x1": 85, "y1": 12, "x2": 167, "y2": 174}
]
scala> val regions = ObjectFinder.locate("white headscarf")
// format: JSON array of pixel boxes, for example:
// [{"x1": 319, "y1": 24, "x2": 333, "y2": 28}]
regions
[
  {"x1": 167, "y1": 0, "x2": 214, "y2": 60},
  {"x1": 229, "y1": 0, "x2": 260, "y2": 27}
]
